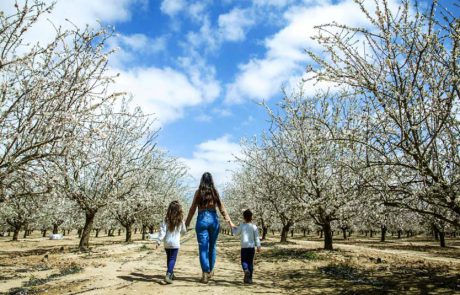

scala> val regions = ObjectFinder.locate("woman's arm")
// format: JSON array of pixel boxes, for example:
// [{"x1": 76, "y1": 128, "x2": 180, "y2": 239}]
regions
[
  {"x1": 216, "y1": 193, "x2": 235, "y2": 227},
  {"x1": 185, "y1": 191, "x2": 198, "y2": 228}
]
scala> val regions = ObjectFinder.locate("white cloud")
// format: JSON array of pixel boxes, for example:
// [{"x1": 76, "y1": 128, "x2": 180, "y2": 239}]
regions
[
  {"x1": 224, "y1": 0, "x2": 392, "y2": 103},
  {"x1": 182, "y1": 135, "x2": 242, "y2": 187},
  {"x1": 218, "y1": 8, "x2": 255, "y2": 42},
  {"x1": 253, "y1": 0, "x2": 295, "y2": 7},
  {"x1": 160, "y1": 0, "x2": 186, "y2": 17},
  {"x1": 111, "y1": 66, "x2": 219, "y2": 124},
  {"x1": 108, "y1": 33, "x2": 167, "y2": 68},
  {"x1": 0, "y1": 0, "x2": 141, "y2": 46}
]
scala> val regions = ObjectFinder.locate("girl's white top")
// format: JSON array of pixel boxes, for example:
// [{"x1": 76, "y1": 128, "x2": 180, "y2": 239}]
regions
[
  {"x1": 232, "y1": 223, "x2": 261, "y2": 248},
  {"x1": 156, "y1": 221, "x2": 186, "y2": 249}
]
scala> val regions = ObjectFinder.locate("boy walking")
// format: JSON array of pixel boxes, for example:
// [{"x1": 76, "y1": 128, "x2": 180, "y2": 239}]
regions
[{"x1": 232, "y1": 209, "x2": 261, "y2": 284}]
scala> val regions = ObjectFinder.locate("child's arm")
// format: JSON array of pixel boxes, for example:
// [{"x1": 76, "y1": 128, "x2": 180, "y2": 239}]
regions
[
  {"x1": 254, "y1": 225, "x2": 261, "y2": 252},
  {"x1": 181, "y1": 221, "x2": 187, "y2": 235},
  {"x1": 232, "y1": 224, "x2": 241, "y2": 236},
  {"x1": 156, "y1": 222, "x2": 167, "y2": 245}
]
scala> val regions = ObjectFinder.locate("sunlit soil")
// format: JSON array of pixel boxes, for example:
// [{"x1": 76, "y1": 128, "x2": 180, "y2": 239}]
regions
[{"x1": 0, "y1": 231, "x2": 459, "y2": 294}]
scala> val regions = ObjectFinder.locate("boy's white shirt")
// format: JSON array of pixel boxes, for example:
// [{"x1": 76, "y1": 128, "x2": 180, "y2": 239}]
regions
[
  {"x1": 232, "y1": 222, "x2": 261, "y2": 248},
  {"x1": 156, "y1": 221, "x2": 186, "y2": 249}
]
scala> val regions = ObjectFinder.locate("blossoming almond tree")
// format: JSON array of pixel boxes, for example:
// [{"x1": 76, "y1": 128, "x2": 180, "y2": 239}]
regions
[
  {"x1": 0, "y1": 1, "x2": 120, "y2": 203},
  {"x1": 55, "y1": 101, "x2": 157, "y2": 251},
  {"x1": 306, "y1": 0, "x2": 460, "y2": 228}
]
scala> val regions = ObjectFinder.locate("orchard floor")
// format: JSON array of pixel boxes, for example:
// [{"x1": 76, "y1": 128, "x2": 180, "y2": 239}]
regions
[{"x1": 1, "y1": 232, "x2": 460, "y2": 295}]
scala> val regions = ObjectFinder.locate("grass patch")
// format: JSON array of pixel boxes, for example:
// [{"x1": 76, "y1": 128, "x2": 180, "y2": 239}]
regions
[
  {"x1": 22, "y1": 263, "x2": 83, "y2": 288},
  {"x1": 139, "y1": 244, "x2": 149, "y2": 251},
  {"x1": 23, "y1": 275, "x2": 48, "y2": 287},
  {"x1": 319, "y1": 262, "x2": 384, "y2": 287},
  {"x1": 8, "y1": 287, "x2": 31, "y2": 295},
  {"x1": 261, "y1": 248, "x2": 320, "y2": 262}
]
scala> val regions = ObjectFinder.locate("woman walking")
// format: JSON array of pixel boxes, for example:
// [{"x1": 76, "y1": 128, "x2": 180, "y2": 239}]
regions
[{"x1": 185, "y1": 172, "x2": 235, "y2": 284}]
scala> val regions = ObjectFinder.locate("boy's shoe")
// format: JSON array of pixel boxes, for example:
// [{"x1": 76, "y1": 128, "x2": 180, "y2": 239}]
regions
[
  {"x1": 208, "y1": 270, "x2": 214, "y2": 279},
  {"x1": 165, "y1": 272, "x2": 173, "y2": 284},
  {"x1": 200, "y1": 272, "x2": 209, "y2": 284},
  {"x1": 243, "y1": 270, "x2": 251, "y2": 284}
]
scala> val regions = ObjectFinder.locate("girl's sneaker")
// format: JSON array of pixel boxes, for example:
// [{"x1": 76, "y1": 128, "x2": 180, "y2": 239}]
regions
[{"x1": 165, "y1": 272, "x2": 173, "y2": 284}]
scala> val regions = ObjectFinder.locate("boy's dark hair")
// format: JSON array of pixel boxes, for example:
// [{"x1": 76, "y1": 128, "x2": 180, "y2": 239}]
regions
[{"x1": 243, "y1": 209, "x2": 253, "y2": 222}]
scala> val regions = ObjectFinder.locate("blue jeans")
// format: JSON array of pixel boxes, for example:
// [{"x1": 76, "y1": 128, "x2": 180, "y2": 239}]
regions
[
  {"x1": 165, "y1": 248, "x2": 179, "y2": 274},
  {"x1": 241, "y1": 248, "x2": 255, "y2": 277},
  {"x1": 196, "y1": 209, "x2": 220, "y2": 273}
]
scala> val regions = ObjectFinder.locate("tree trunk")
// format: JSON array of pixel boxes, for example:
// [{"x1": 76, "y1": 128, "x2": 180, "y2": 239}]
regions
[
  {"x1": 95, "y1": 229, "x2": 100, "y2": 238},
  {"x1": 323, "y1": 222, "x2": 333, "y2": 250},
  {"x1": 118, "y1": 229, "x2": 122, "y2": 236},
  {"x1": 125, "y1": 224, "x2": 133, "y2": 243},
  {"x1": 291, "y1": 230, "x2": 294, "y2": 238},
  {"x1": 23, "y1": 224, "x2": 28, "y2": 239},
  {"x1": 53, "y1": 224, "x2": 59, "y2": 235},
  {"x1": 369, "y1": 230, "x2": 373, "y2": 238},
  {"x1": 142, "y1": 225, "x2": 147, "y2": 240},
  {"x1": 79, "y1": 210, "x2": 96, "y2": 252},
  {"x1": 12, "y1": 228, "x2": 20, "y2": 241},
  {"x1": 262, "y1": 225, "x2": 268, "y2": 240},
  {"x1": 342, "y1": 228, "x2": 347, "y2": 240},
  {"x1": 280, "y1": 222, "x2": 292, "y2": 243},
  {"x1": 380, "y1": 225, "x2": 387, "y2": 242},
  {"x1": 439, "y1": 231, "x2": 446, "y2": 247},
  {"x1": 77, "y1": 228, "x2": 82, "y2": 238},
  {"x1": 42, "y1": 229, "x2": 47, "y2": 237},
  {"x1": 303, "y1": 229, "x2": 306, "y2": 237},
  {"x1": 134, "y1": 228, "x2": 137, "y2": 234},
  {"x1": 320, "y1": 230, "x2": 323, "y2": 238},
  {"x1": 397, "y1": 230, "x2": 402, "y2": 239}
]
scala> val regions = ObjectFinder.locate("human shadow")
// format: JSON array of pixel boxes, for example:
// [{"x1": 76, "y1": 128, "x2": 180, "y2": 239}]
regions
[{"x1": 117, "y1": 272, "x2": 167, "y2": 285}]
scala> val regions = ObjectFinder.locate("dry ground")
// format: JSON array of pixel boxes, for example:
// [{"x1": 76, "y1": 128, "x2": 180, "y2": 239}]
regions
[{"x1": 0, "y1": 231, "x2": 459, "y2": 295}]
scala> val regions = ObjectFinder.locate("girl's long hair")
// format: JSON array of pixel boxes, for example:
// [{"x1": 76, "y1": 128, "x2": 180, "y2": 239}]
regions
[
  {"x1": 198, "y1": 172, "x2": 221, "y2": 207},
  {"x1": 165, "y1": 201, "x2": 184, "y2": 231}
]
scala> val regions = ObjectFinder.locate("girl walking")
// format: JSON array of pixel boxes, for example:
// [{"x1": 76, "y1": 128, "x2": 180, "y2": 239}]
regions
[
  {"x1": 232, "y1": 209, "x2": 261, "y2": 284},
  {"x1": 156, "y1": 200, "x2": 187, "y2": 284},
  {"x1": 185, "y1": 172, "x2": 235, "y2": 284}
]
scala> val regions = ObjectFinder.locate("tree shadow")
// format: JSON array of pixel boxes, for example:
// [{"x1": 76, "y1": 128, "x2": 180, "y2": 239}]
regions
[{"x1": 270, "y1": 262, "x2": 460, "y2": 294}]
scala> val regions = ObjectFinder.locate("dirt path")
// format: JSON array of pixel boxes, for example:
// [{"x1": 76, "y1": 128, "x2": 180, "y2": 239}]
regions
[
  {"x1": 2, "y1": 232, "x2": 460, "y2": 294},
  {"x1": 72, "y1": 232, "x2": 280, "y2": 295},
  {"x1": 1, "y1": 232, "x2": 282, "y2": 295}
]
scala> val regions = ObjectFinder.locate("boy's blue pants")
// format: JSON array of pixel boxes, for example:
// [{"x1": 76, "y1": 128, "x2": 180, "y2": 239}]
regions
[{"x1": 241, "y1": 247, "x2": 255, "y2": 277}]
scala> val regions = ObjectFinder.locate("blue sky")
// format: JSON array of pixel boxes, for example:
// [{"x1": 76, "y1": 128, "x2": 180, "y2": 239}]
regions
[{"x1": 2, "y1": 0, "x2": 458, "y2": 186}]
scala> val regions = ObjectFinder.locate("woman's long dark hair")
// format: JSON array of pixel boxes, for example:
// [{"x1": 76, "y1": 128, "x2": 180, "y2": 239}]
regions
[
  {"x1": 165, "y1": 201, "x2": 184, "y2": 231},
  {"x1": 198, "y1": 172, "x2": 221, "y2": 207}
]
